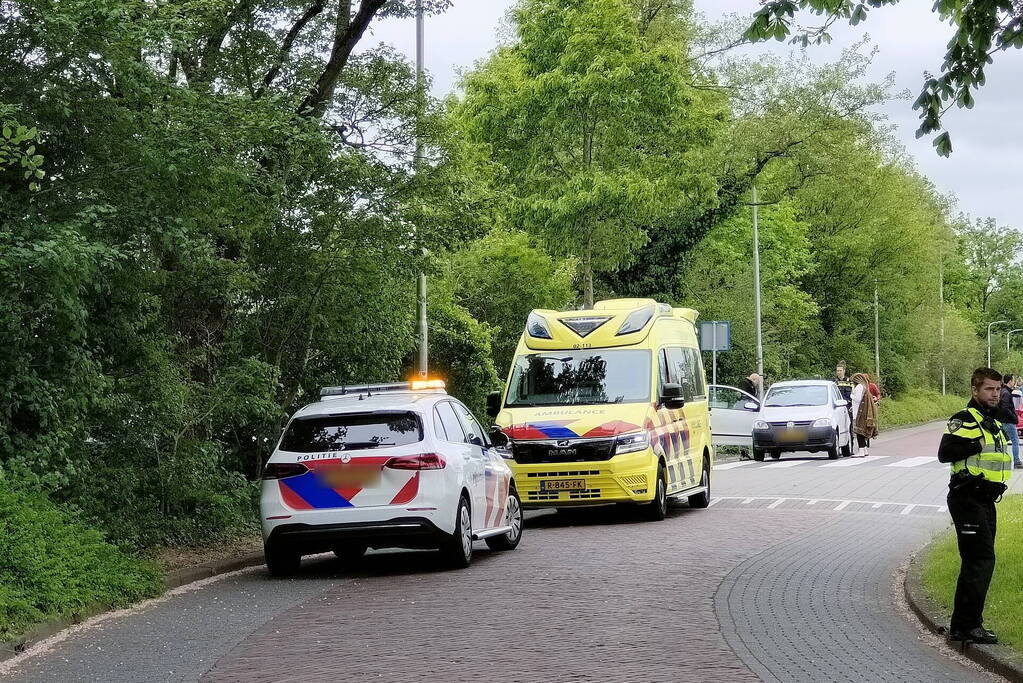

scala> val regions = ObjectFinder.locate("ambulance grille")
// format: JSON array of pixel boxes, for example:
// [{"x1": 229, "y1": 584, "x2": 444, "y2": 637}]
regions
[
  {"x1": 526, "y1": 491, "x2": 561, "y2": 501},
  {"x1": 513, "y1": 439, "x2": 615, "y2": 464},
  {"x1": 568, "y1": 489, "x2": 602, "y2": 499},
  {"x1": 619, "y1": 474, "x2": 647, "y2": 488},
  {"x1": 526, "y1": 470, "x2": 600, "y2": 478}
]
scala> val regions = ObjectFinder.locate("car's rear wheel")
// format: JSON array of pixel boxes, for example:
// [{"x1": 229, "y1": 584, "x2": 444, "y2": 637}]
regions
[
  {"x1": 688, "y1": 457, "x2": 711, "y2": 509},
  {"x1": 264, "y1": 540, "x2": 301, "y2": 577},
  {"x1": 769, "y1": 451, "x2": 781, "y2": 460},
  {"x1": 828, "y1": 431, "x2": 840, "y2": 459},
  {"x1": 642, "y1": 465, "x2": 668, "y2": 521},
  {"x1": 440, "y1": 495, "x2": 473, "y2": 568},
  {"x1": 841, "y1": 435, "x2": 853, "y2": 457},
  {"x1": 486, "y1": 487, "x2": 523, "y2": 551},
  {"x1": 752, "y1": 448, "x2": 766, "y2": 462}
]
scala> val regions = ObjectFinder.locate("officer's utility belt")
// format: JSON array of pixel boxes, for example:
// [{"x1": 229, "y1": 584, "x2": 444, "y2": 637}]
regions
[{"x1": 950, "y1": 471, "x2": 1007, "y2": 502}]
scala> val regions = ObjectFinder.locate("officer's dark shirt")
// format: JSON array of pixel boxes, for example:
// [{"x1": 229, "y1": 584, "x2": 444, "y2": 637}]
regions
[{"x1": 937, "y1": 399, "x2": 997, "y2": 464}]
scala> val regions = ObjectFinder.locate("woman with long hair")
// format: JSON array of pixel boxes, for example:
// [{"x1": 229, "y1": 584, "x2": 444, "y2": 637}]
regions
[{"x1": 851, "y1": 373, "x2": 879, "y2": 456}]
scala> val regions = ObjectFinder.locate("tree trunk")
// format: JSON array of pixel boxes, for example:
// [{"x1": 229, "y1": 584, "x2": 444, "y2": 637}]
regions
[{"x1": 584, "y1": 239, "x2": 594, "y2": 308}]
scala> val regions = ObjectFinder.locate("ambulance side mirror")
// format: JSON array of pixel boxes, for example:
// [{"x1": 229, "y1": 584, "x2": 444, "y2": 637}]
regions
[
  {"x1": 486, "y1": 391, "x2": 502, "y2": 418},
  {"x1": 661, "y1": 383, "x2": 686, "y2": 409},
  {"x1": 488, "y1": 428, "x2": 509, "y2": 449}
]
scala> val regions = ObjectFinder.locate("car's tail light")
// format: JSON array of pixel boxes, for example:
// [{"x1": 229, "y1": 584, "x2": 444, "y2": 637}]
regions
[
  {"x1": 262, "y1": 462, "x2": 309, "y2": 479},
  {"x1": 385, "y1": 453, "x2": 446, "y2": 470}
]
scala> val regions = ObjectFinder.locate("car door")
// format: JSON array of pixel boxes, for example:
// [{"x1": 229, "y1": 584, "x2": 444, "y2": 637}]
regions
[
  {"x1": 450, "y1": 401, "x2": 491, "y2": 531},
  {"x1": 708, "y1": 385, "x2": 759, "y2": 448},
  {"x1": 832, "y1": 384, "x2": 851, "y2": 446},
  {"x1": 434, "y1": 401, "x2": 483, "y2": 526}
]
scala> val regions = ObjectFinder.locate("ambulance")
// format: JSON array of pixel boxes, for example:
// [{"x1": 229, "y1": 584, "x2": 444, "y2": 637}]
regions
[{"x1": 487, "y1": 298, "x2": 713, "y2": 520}]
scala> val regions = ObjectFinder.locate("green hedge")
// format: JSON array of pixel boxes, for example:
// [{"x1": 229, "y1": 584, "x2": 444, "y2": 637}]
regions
[
  {"x1": 0, "y1": 476, "x2": 162, "y2": 642},
  {"x1": 923, "y1": 495, "x2": 1023, "y2": 651},
  {"x1": 878, "y1": 391, "x2": 966, "y2": 431}
]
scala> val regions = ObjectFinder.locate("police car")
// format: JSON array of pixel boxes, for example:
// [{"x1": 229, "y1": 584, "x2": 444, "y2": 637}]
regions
[{"x1": 260, "y1": 380, "x2": 522, "y2": 575}]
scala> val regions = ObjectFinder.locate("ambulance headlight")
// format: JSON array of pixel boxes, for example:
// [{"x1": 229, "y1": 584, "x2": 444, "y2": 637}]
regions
[
  {"x1": 615, "y1": 431, "x2": 650, "y2": 455},
  {"x1": 526, "y1": 312, "x2": 552, "y2": 339}
]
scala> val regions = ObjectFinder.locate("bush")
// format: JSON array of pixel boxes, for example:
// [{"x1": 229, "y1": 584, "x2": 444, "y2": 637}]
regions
[
  {"x1": 878, "y1": 390, "x2": 965, "y2": 431},
  {"x1": 0, "y1": 476, "x2": 162, "y2": 642}
]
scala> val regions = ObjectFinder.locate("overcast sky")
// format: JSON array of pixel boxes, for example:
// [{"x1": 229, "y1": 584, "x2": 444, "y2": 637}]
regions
[{"x1": 368, "y1": 1, "x2": 1022, "y2": 227}]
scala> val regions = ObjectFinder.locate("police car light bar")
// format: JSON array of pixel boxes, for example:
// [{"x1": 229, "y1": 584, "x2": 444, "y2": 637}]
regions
[{"x1": 319, "y1": 380, "x2": 447, "y2": 399}]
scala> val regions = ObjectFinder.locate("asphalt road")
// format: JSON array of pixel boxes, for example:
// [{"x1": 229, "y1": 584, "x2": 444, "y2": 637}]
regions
[{"x1": 4, "y1": 421, "x2": 1019, "y2": 682}]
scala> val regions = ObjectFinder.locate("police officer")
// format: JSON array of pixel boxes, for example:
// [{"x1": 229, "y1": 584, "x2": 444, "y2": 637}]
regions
[
  {"x1": 937, "y1": 367, "x2": 1013, "y2": 645},
  {"x1": 835, "y1": 361, "x2": 854, "y2": 405}
]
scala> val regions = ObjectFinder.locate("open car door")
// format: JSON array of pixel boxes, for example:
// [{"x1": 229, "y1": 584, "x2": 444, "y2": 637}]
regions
[{"x1": 709, "y1": 385, "x2": 759, "y2": 448}]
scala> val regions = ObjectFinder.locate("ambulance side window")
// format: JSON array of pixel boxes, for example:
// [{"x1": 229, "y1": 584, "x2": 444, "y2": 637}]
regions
[
  {"x1": 435, "y1": 402, "x2": 465, "y2": 443},
  {"x1": 686, "y1": 348, "x2": 707, "y2": 399}
]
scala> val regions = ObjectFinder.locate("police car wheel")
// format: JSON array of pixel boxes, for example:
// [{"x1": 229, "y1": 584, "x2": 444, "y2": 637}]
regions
[
  {"x1": 264, "y1": 541, "x2": 301, "y2": 577},
  {"x1": 642, "y1": 467, "x2": 668, "y2": 521},
  {"x1": 486, "y1": 487, "x2": 523, "y2": 551},
  {"x1": 441, "y1": 495, "x2": 473, "y2": 569},
  {"x1": 752, "y1": 448, "x2": 765, "y2": 462}
]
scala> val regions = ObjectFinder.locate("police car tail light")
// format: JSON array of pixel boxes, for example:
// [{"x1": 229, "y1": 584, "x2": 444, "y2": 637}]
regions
[
  {"x1": 386, "y1": 453, "x2": 447, "y2": 470},
  {"x1": 262, "y1": 462, "x2": 309, "y2": 480},
  {"x1": 614, "y1": 431, "x2": 650, "y2": 455}
]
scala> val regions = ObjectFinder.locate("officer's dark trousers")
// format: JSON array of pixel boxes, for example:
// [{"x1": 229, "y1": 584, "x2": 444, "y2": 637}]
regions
[{"x1": 947, "y1": 487, "x2": 997, "y2": 633}]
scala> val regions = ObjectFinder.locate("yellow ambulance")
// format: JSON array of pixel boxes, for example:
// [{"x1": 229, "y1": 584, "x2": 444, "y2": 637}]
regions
[{"x1": 486, "y1": 298, "x2": 713, "y2": 520}]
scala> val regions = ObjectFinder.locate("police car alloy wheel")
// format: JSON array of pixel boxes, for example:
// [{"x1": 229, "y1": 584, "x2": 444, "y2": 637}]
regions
[
  {"x1": 486, "y1": 488, "x2": 523, "y2": 551},
  {"x1": 441, "y1": 496, "x2": 473, "y2": 568}
]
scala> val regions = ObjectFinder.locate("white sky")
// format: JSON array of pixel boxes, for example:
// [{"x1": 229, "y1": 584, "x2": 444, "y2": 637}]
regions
[{"x1": 367, "y1": 1, "x2": 1023, "y2": 227}]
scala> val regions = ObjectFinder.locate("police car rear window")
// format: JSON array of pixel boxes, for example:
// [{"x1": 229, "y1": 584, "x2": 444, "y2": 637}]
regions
[{"x1": 280, "y1": 412, "x2": 423, "y2": 452}]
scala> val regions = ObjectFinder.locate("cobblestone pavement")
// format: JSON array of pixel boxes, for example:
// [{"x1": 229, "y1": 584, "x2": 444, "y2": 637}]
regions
[{"x1": 3, "y1": 421, "x2": 1010, "y2": 682}]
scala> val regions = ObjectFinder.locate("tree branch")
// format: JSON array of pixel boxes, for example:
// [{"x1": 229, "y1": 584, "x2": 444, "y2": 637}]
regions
[
  {"x1": 256, "y1": 0, "x2": 326, "y2": 98},
  {"x1": 297, "y1": 0, "x2": 386, "y2": 119}
]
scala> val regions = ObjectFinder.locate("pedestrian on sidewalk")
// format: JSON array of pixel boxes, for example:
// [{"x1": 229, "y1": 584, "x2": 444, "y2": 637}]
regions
[
  {"x1": 937, "y1": 367, "x2": 1012, "y2": 645},
  {"x1": 850, "y1": 373, "x2": 878, "y2": 456},
  {"x1": 996, "y1": 373, "x2": 1022, "y2": 469}
]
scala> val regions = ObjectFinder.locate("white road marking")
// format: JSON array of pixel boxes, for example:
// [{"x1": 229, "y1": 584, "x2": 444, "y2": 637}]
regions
[
  {"x1": 872, "y1": 503, "x2": 883, "y2": 509},
  {"x1": 807, "y1": 499, "x2": 818, "y2": 505},
  {"x1": 821, "y1": 455, "x2": 889, "y2": 467},
  {"x1": 708, "y1": 496, "x2": 944, "y2": 515},
  {"x1": 834, "y1": 500, "x2": 852, "y2": 511},
  {"x1": 767, "y1": 498, "x2": 786, "y2": 509},
  {"x1": 885, "y1": 456, "x2": 935, "y2": 468},
  {"x1": 708, "y1": 497, "x2": 723, "y2": 507},
  {"x1": 714, "y1": 461, "x2": 755, "y2": 470},
  {"x1": 761, "y1": 460, "x2": 812, "y2": 468},
  {"x1": 741, "y1": 497, "x2": 755, "y2": 504},
  {"x1": 901, "y1": 505, "x2": 916, "y2": 515}
]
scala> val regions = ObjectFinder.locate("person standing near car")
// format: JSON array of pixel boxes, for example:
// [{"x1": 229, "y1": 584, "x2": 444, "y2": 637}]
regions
[
  {"x1": 996, "y1": 373, "x2": 1022, "y2": 469},
  {"x1": 835, "y1": 361, "x2": 854, "y2": 406},
  {"x1": 938, "y1": 367, "x2": 1012, "y2": 645},
  {"x1": 737, "y1": 373, "x2": 762, "y2": 400},
  {"x1": 850, "y1": 373, "x2": 878, "y2": 456}
]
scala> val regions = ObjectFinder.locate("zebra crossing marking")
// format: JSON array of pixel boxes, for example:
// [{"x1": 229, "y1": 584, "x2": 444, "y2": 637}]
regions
[{"x1": 885, "y1": 456, "x2": 935, "y2": 468}]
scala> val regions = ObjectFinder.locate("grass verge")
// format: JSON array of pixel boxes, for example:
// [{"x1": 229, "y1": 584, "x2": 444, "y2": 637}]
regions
[
  {"x1": 922, "y1": 494, "x2": 1023, "y2": 651},
  {"x1": 0, "y1": 477, "x2": 163, "y2": 643},
  {"x1": 879, "y1": 391, "x2": 966, "y2": 431}
]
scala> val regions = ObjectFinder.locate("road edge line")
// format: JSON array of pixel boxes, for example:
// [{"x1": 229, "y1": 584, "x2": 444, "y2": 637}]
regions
[
  {"x1": 0, "y1": 552, "x2": 265, "y2": 667},
  {"x1": 904, "y1": 543, "x2": 1023, "y2": 682}
]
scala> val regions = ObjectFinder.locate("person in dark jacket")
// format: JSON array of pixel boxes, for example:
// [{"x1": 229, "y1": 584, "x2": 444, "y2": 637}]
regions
[
  {"x1": 938, "y1": 367, "x2": 1012, "y2": 645},
  {"x1": 997, "y1": 374, "x2": 1022, "y2": 468},
  {"x1": 737, "y1": 373, "x2": 762, "y2": 400}
]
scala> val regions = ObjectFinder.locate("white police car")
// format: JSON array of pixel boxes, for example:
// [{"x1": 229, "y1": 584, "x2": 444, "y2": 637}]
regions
[{"x1": 260, "y1": 380, "x2": 522, "y2": 575}]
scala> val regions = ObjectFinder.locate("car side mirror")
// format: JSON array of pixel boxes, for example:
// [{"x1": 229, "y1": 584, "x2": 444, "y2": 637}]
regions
[
  {"x1": 744, "y1": 401, "x2": 760, "y2": 411},
  {"x1": 468, "y1": 434, "x2": 486, "y2": 448},
  {"x1": 486, "y1": 390, "x2": 502, "y2": 418},
  {"x1": 488, "y1": 428, "x2": 509, "y2": 449},
  {"x1": 660, "y1": 382, "x2": 685, "y2": 409},
  {"x1": 835, "y1": 399, "x2": 848, "y2": 408}
]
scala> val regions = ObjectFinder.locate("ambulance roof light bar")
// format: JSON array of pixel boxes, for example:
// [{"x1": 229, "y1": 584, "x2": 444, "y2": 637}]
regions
[{"x1": 320, "y1": 380, "x2": 447, "y2": 399}]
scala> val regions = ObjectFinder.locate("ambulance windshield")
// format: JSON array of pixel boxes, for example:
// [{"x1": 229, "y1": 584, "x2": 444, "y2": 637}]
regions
[{"x1": 505, "y1": 350, "x2": 651, "y2": 407}]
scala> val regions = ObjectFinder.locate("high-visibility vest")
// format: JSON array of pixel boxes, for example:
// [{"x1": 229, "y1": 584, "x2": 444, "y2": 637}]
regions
[{"x1": 949, "y1": 407, "x2": 1013, "y2": 484}]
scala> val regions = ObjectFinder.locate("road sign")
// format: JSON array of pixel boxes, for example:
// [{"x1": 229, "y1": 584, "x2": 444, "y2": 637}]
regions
[{"x1": 699, "y1": 321, "x2": 731, "y2": 352}]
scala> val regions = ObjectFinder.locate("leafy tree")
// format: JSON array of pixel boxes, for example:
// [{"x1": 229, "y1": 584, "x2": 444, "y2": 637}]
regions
[{"x1": 745, "y1": 0, "x2": 1023, "y2": 155}]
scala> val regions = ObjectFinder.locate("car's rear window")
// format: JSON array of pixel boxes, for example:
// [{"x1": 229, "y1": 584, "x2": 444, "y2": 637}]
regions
[{"x1": 279, "y1": 412, "x2": 423, "y2": 453}]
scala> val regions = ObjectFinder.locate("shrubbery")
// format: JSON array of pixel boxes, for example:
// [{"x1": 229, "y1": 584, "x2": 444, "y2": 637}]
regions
[
  {"x1": 878, "y1": 391, "x2": 965, "y2": 430},
  {"x1": 0, "y1": 475, "x2": 162, "y2": 642}
]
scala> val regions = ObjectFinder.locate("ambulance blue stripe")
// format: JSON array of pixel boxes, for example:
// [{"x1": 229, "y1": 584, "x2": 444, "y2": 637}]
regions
[
  {"x1": 285, "y1": 472, "x2": 353, "y2": 509},
  {"x1": 531, "y1": 424, "x2": 580, "y2": 439}
]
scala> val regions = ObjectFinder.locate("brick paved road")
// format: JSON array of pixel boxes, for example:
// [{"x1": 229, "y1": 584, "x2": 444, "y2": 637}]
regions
[{"x1": 4, "y1": 421, "x2": 1013, "y2": 682}]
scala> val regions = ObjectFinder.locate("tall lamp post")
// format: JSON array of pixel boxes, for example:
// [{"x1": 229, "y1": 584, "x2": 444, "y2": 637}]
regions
[
  {"x1": 1008, "y1": 328, "x2": 1023, "y2": 352},
  {"x1": 414, "y1": 0, "x2": 428, "y2": 378},
  {"x1": 752, "y1": 183, "x2": 764, "y2": 397},
  {"x1": 988, "y1": 320, "x2": 1008, "y2": 367}
]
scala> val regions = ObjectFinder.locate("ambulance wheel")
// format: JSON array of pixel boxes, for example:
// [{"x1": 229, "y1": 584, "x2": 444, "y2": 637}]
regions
[
  {"x1": 642, "y1": 466, "x2": 668, "y2": 521},
  {"x1": 688, "y1": 456, "x2": 711, "y2": 509},
  {"x1": 440, "y1": 495, "x2": 473, "y2": 569},
  {"x1": 264, "y1": 541, "x2": 300, "y2": 577},
  {"x1": 828, "y1": 432, "x2": 840, "y2": 459},
  {"x1": 332, "y1": 543, "x2": 367, "y2": 563},
  {"x1": 752, "y1": 448, "x2": 765, "y2": 462},
  {"x1": 486, "y1": 487, "x2": 523, "y2": 551}
]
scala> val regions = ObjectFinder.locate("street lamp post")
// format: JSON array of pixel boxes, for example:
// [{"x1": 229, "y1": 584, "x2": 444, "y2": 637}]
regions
[
  {"x1": 415, "y1": 0, "x2": 428, "y2": 378},
  {"x1": 1008, "y1": 328, "x2": 1023, "y2": 352},
  {"x1": 988, "y1": 320, "x2": 1009, "y2": 367},
  {"x1": 752, "y1": 183, "x2": 764, "y2": 398}
]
